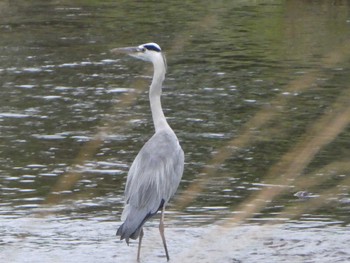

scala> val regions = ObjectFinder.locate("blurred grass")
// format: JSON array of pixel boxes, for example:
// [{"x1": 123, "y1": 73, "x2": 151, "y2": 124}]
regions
[
  {"x1": 170, "y1": 38, "x2": 350, "y2": 251},
  {"x1": 44, "y1": 0, "x2": 350, "y2": 244},
  {"x1": 177, "y1": 39, "x2": 350, "y2": 211}
]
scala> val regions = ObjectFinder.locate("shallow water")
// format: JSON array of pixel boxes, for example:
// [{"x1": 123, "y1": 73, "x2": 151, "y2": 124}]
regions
[
  {"x1": 2, "y1": 214, "x2": 350, "y2": 263},
  {"x1": 1, "y1": 0, "x2": 350, "y2": 262}
]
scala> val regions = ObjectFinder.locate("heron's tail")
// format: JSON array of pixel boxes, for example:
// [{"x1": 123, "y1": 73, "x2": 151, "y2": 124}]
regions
[
  {"x1": 116, "y1": 221, "x2": 142, "y2": 245},
  {"x1": 116, "y1": 200, "x2": 165, "y2": 244},
  {"x1": 116, "y1": 207, "x2": 154, "y2": 244}
]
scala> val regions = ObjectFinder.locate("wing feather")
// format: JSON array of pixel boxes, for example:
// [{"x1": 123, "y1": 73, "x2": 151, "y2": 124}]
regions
[{"x1": 124, "y1": 130, "x2": 184, "y2": 216}]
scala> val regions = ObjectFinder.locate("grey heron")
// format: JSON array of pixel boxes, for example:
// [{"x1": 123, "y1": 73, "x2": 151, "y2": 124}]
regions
[{"x1": 111, "y1": 43, "x2": 184, "y2": 261}]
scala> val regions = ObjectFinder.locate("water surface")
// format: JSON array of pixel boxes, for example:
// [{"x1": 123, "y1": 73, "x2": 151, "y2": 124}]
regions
[{"x1": 1, "y1": 1, "x2": 350, "y2": 262}]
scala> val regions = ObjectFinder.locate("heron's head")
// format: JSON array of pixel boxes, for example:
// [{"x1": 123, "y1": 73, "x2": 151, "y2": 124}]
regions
[{"x1": 111, "y1": 42, "x2": 165, "y2": 65}]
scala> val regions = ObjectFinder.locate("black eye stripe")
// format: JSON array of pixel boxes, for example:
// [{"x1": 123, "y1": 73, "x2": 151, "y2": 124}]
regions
[{"x1": 143, "y1": 44, "x2": 161, "y2": 52}]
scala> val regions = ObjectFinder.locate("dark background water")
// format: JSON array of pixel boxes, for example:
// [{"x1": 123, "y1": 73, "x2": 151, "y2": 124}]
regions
[{"x1": 1, "y1": 1, "x2": 350, "y2": 262}]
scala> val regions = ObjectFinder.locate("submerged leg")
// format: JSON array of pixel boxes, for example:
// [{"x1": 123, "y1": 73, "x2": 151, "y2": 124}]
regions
[
  {"x1": 159, "y1": 207, "x2": 170, "y2": 261},
  {"x1": 137, "y1": 228, "x2": 144, "y2": 262}
]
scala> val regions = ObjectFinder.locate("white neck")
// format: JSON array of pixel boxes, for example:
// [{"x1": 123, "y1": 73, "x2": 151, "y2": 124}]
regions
[{"x1": 149, "y1": 53, "x2": 171, "y2": 133}]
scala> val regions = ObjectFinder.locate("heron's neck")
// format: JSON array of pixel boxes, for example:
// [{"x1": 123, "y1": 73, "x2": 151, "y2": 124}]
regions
[{"x1": 149, "y1": 57, "x2": 170, "y2": 133}]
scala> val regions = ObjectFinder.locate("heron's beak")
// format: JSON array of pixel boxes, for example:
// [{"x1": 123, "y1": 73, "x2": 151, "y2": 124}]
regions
[{"x1": 110, "y1": 47, "x2": 139, "y2": 55}]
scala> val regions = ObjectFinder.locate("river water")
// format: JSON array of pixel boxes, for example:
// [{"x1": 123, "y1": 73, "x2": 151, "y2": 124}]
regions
[{"x1": 1, "y1": 1, "x2": 350, "y2": 262}]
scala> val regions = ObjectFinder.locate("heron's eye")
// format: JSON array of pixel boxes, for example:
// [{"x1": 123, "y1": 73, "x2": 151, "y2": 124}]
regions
[{"x1": 138, "y1": 47, "x2": 146, "y2": 52}]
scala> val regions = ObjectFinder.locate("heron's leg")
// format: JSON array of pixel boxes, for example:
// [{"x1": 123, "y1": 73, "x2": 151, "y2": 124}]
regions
[
  {"x1": 137, "y1": 228, "x2": 144, "y2": 262},
  {"x1": 159, "y1": 207, "x2": 170, "y2": 261}
]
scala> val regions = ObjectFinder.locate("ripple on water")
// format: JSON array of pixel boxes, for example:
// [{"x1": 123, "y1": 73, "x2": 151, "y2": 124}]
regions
[
  {"x1": 16, "y1": 85, "x2": 35, "y2": 89},
  {"x1": 0, "y1": 113, "x2": 29, "y2": 119}
]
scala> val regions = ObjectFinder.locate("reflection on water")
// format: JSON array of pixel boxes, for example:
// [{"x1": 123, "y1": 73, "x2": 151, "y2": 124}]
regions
[{"x1": 1, "y1": 0, "x2": 350, "y2": 262}]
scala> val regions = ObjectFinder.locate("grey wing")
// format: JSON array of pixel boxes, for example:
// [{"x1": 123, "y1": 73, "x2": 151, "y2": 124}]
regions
[{"x1": 122, "y1": 131, "x2": 184, "y2": 220}]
